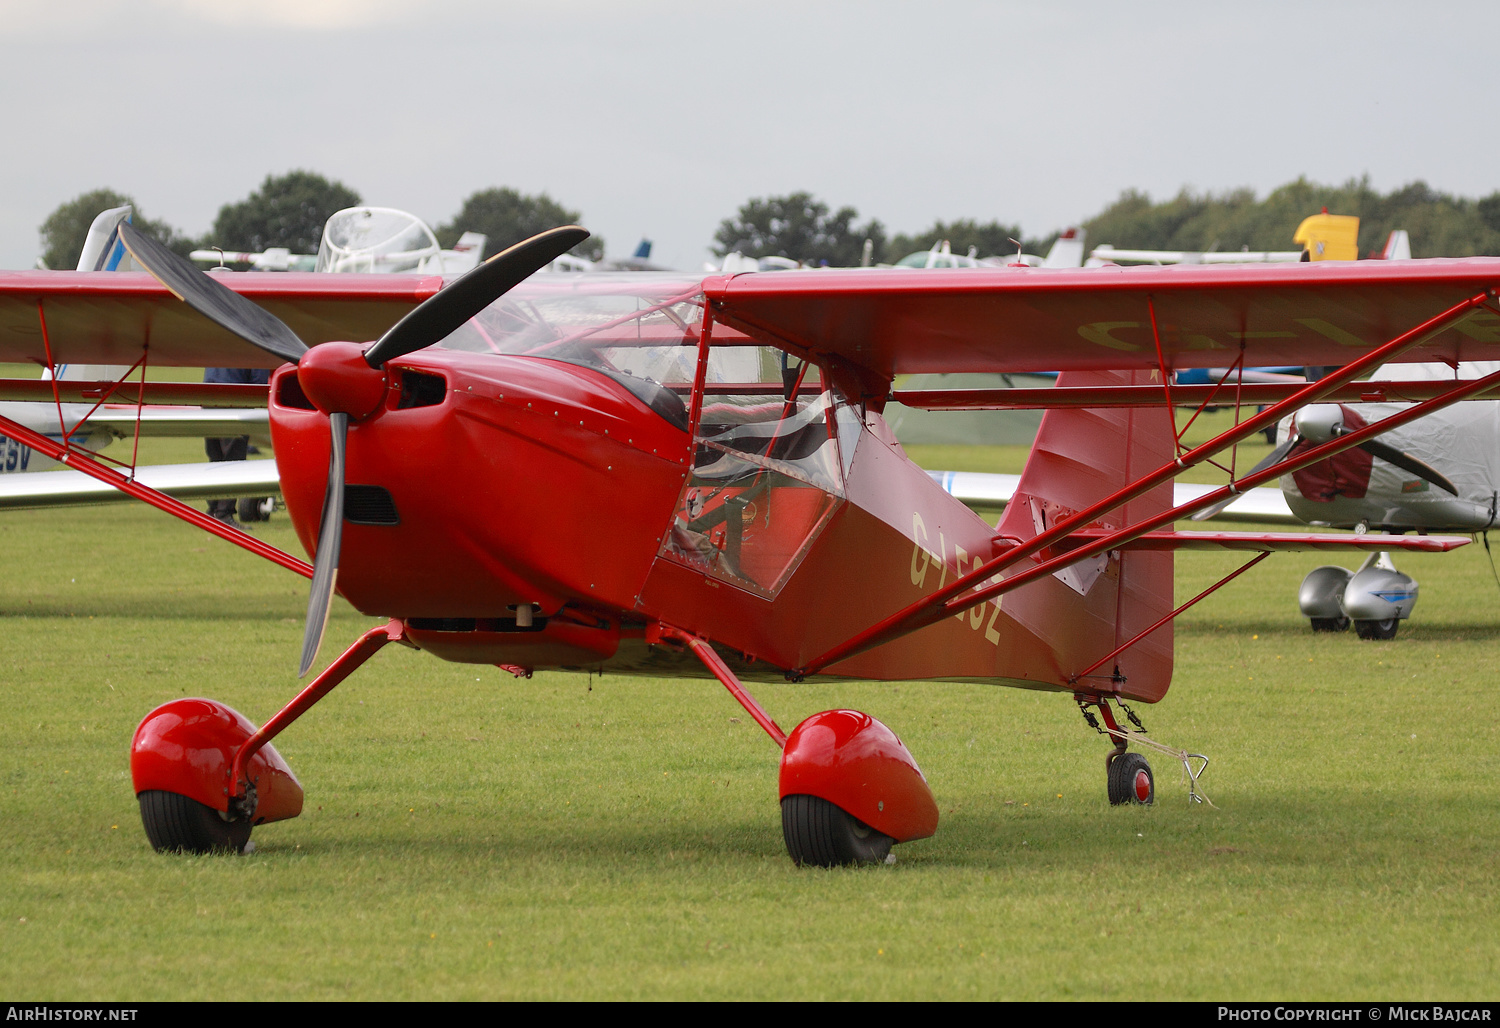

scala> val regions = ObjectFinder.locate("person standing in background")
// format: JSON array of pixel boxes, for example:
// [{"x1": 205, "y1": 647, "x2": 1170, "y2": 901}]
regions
[{"x1": 204, "y1": 366, "x2": 270, "y2": 526}]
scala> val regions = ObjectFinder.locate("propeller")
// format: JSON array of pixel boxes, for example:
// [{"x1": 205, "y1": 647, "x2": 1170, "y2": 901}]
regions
[
  {"x1": 118, "y1": 221, "x2": 309, "y2": 364},
  {"x1": 1190, "y1": 434, "x2": 1300, "y2": 521},
  {"x1": 1191, "y1": 403, "x2": 1457, "y2": 522},
  {"x1": 364, "y1": 227, "x2": 587, "y2": 367},
  {"x1": 121, "y1": 219, "x2": 590, "y2": 675}
]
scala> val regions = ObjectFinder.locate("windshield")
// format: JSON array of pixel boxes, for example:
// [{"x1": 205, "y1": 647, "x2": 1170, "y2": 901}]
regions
[{"x1": 437, "y1": 273, "x2": 712, "y2": 429}]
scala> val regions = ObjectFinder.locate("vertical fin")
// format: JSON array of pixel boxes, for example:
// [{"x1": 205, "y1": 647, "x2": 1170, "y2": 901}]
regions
[{"x1": 997, "y1": 369, "x2": 1176, "y2": 701}]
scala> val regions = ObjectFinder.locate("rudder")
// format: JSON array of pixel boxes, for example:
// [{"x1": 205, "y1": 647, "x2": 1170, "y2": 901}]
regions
[{"x1": 996, "y1": 369, "x2": 1176, "y2": 701}]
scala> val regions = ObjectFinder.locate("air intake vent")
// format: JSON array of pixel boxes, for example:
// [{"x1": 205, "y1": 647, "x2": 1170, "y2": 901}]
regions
[
  {"x1": 398, "y1": 371, "x2": 446, "y2": 409},
  {"x1": 344, "y1": 485, "x2": 399, "y2": 525},
  {"x1": 275, "y1": 374, "x2": 315, "y2": 410}
]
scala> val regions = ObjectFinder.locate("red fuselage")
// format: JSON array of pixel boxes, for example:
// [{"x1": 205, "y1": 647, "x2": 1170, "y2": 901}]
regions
[{"x1": 269, "y1": 350, "x2": 1173, "y2": 701}]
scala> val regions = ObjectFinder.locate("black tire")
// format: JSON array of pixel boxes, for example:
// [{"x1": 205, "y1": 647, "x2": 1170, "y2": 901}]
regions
[
  {"x1": 1309, "y1": 616, "x2": 1350, "y2": 633},
  {"x1": 237, "y1": 497, "x2": 270, "y2": 523},
  {"x1": 1354, "y1": 618, "x2": 1399, "y2": 641},
  {"x1": 1107, "y1": 752, "x2": 1154, "y2": 806},
  {"x1": 780, "y1": 794, "x2": 894, "y2": 867},
  {"x1": 138, "y1": 790, "x2": 252, "y2": 854}
]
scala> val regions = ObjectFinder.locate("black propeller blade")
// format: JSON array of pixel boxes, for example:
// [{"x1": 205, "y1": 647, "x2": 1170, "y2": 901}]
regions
[
  {"x1": 125, "y1": 220, "x2": 588, "y2": 676},
  {"x1": 362, "y1": 226, "x2": 589, "y2": 367},
  {"x1": 1356, "y1": 437, "x2": 1459, "y2": 495},
  {"x1": 118, "y1": 221, "x2": 309, "y2": 365},
  {"x1": 300, "y1": 413, "x2": 349, "y2": 677},
  {"x1": 1190, "y1": 433, "x2": 1300, "y2": 521},
  {"x1": 1191, "y1": 407, "x2": 1460, "y2": 526}
]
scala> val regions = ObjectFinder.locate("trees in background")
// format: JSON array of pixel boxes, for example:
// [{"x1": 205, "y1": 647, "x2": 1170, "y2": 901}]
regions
[
  {"x1": 713, "y1": 192, "x2": 885, "y2": 267},
  {"x1": 436, "y1": 188, "x2": 604, "y2": 262},
  {"x1": 38, "y1": 174, "x2": 1500, "y2": 273},
  {"x1": 209, "y1": 171, "x2": 362, "y2": 255},
  {"x1": 37, "y1": 188, "x2": 191, "y2": 270},
  {"x1": 1083, "y1": 177, "x2": 1500, "y2": 258}
]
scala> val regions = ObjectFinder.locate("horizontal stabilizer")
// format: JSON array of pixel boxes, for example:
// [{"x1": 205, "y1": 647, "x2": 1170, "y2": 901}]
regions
[
  {"x1": 0, "y1": 458, "x2": 280, "y2": 509},
  {"x1": 1067, "y1": 529, "x2": 1469, "y2": 553}
]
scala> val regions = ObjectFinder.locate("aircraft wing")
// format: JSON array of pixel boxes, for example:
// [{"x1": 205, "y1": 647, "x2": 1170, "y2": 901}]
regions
[
  {"x1": 929, "y1": 470, "x2": 1297, "y2": 523},
  {"x1": 88, "y1": 407, "x2": 269, "y2": 439},
  {"x1": 1075, "y1": 529, "x2": 1469, "y2": 553},
  {"x1": 0, "y1": 458, "x2": 280, "y2": 509},
  {"x1": 8, "y1": 261, "x2": 1500, "y2": 374},
  {"x1": 707, "y1": 260, "x2": 1500, "y2": 376},
  {"x1": 0, "y1": 271, "x2": 437, "y2": 368},
  {"x1": 931, "y1": 469, "x2": 1469, "y2": 553}
]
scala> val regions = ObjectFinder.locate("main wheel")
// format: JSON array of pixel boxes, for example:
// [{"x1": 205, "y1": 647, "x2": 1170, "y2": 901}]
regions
[
  {"x1": 139, "y1": 790, "x2": 252, "y2": 854},
  {"x1": 781, "y1": 794, "x2": 894, "y2": 867},
  {"x1": 1107, "y1": 752, "x2": 1154, "y2": 806},
  {"x1": 1309, "y1": 616, "x2": 1350, "y2": 633},
  {"x1": 1354, "y1": 618, "x2": 1399, "y2": 641}
]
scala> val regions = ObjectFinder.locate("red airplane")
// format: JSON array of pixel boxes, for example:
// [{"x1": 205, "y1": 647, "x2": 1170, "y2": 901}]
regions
[{"x1": 2, "y1": 223, "x2": 1498, "y2": 866}]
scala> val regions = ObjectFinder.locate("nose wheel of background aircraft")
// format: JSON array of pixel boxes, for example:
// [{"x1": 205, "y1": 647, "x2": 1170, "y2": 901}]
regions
[
  {"x1": 237, "y1": 496, "x2": 275, "y2": 523},
  {"x1": 1309, "y1": 616, "x2": 1350, "y2": 633},
  {"x1": 138, "y1": 790, "x2": 252, "y2": 854},
  {"x1": 1106, "y1": 752, "x2": 1155, "y2": 806},
  {"x1": 1354, "y1": 617, "x2": 1400, "y2": 640},
  {"x1": 780, "y1": 794, "x2": 894, "y2": 867}
]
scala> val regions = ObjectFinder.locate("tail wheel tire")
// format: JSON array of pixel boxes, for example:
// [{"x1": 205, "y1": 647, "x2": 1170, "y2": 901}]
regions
[
  {"x1": 1309, "y1": 616, "x2": 1350, "y2": 633},
  {"x1": 780, "y1": 794, "x2": 894, "y2": 867},
  {"x1": 1107, "y1": 752, "x2": 1154, "y2": 806},
  {"x1": 139, "y1": 790, "x2": 252, "y2": 854},
  {"x1": 1354, "y1": 618, "x2": 1400, "y2": 641}
]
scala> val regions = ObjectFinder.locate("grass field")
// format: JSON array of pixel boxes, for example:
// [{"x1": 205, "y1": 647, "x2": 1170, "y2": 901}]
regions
[{"x1": 1, "y1": 426, "x2": 1497, "y2": 999}]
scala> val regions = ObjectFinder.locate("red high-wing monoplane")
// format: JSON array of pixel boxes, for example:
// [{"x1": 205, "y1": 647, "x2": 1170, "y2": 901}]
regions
[{"x1": 2, "y1": 223, "x2": 1498, "y2": 865}]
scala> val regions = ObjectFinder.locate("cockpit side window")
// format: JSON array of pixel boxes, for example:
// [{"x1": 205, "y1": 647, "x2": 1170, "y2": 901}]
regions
[{"x1": 659, "y1": 344, "x2": 857, "y2": 598}]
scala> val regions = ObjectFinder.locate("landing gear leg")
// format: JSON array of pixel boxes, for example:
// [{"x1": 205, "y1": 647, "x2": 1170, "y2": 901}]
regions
[
  {"x1": 1076, "y1": 694, "x2": 1209, "y2": 806},
  {"x1": 225, "y1": 620, "x2": 413, "y2": 817},
  {"x1": 656, "y1": 623, "x2": 937, "y2": 866}
]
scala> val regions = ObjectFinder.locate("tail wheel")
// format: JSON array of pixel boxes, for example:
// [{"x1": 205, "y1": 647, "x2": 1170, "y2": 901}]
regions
[
  {"x1": 1354, "y1": 618, "x2": 1399, "y2": 641},
  {"x1": 780, "y1": 794, "x2": 894, "y2": 867},
  {"x1": 1107, "y1": 752, "x2": 1154, "y2": 806},
  {"x1": 1309, "y1": 616, "x2": 1350, "y2": 633},
  {"x1": 139, "y1": 790, "x2": 252, "y2": 854}
]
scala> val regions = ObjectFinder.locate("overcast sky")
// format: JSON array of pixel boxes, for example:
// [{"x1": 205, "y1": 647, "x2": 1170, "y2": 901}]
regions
[{"x1": 2, "y1": 0, "x2": 1495, "y2": 271}]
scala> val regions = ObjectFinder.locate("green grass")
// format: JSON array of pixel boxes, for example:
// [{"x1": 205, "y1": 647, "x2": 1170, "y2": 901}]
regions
[{"x1": 1, "y1": 423, "x2": 1498, "y2": 999}]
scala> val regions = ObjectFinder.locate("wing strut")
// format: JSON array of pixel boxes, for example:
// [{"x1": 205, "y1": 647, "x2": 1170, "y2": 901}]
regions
[
  {"x1": 0, "y1": 407, "x2": 312, "y2": 580},
  {"x1": 796, "y1": 289, "x2": 1499, "y2": 678}
]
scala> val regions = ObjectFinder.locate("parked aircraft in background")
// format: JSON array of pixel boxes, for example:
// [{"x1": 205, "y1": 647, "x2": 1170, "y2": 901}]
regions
[
  {"x1": 891, "y1": 228, "x2": 1088, "y2": 270},
  {"x1": 1090, "y1": 212, "x2": 1409, "y2": 267},
  {"x1": 190, "y1": 207, "x2": 487, "y2": 276},
  {"x1": 551, "y1": 239, "x2": 670, "y2": 273},
  {"x1": 1, "y1": 205, "x2": 273, "y2": 491},
  {"x1": 1205, "y1": 359, "x2": 1500, "y2": 639}
]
